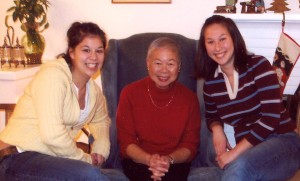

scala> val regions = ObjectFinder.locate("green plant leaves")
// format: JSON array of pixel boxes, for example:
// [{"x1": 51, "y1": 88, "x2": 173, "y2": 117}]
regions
[{"x1": 6, "y1": 0, "x2": 50, "y2": 32}]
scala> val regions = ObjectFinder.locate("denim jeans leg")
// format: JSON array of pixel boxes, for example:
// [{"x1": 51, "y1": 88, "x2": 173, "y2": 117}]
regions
[
  {"x1": 101, "y1": 168, "x2": 129, "y2": 181},
  {"x1": 0, "y1": 151, "x2": 109, "y2": 181},
  {"x1": 222, "y1": 132, "x2": 300, "y2": 181}
]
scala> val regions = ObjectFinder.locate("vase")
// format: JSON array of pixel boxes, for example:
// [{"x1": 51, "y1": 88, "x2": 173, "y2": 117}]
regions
[{"x1": 21, "y1": 28, "x2": 45, "y2": 64}]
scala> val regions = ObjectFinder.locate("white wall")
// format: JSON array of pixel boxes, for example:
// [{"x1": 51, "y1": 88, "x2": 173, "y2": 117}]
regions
[
  {"x1": 0, "y1": 0, "x2": 214, "y2": 59},
  {"x1": 1, "y1": 0, "x2": 300, "y2": 127},
  {"x1": 0, "y1": 0, "x2": 299, "y2": 60}
]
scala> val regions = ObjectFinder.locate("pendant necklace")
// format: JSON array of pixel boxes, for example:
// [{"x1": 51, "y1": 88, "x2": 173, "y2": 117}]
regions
[{"x1": 147, "y1": 82, "x2": 175, "y2": 109}]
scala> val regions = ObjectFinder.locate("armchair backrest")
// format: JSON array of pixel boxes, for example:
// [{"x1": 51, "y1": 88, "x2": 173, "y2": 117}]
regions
[{"x1": 101, "y1": 33, "x2": 198, "y2": 168}]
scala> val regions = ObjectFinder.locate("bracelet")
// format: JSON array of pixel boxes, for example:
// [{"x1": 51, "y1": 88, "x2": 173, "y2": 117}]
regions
[{"x1": 168, "y1": 155, "x2": 174, "y2": 164}]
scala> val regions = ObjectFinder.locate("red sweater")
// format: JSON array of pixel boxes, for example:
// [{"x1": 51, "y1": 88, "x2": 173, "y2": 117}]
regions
[{"x1": 117, "y1": 77, "x2": 201, "y2": 161}]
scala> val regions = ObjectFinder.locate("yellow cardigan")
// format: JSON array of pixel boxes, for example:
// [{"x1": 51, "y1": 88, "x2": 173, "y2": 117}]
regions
[{"x1": 0, "y1": 58, "x2": 111, "y2": 164}]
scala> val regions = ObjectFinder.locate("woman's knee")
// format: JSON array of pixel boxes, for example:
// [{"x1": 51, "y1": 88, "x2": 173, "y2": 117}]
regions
[
  {"x1": 70, "y1": 163, "x2": 109, "y2": 180},
  {"x1": 222, "y1": 155, "x2": 256, "y2": 180}
]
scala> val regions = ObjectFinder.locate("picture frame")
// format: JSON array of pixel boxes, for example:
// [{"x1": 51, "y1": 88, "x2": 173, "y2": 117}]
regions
[{"x1": 112, "y1": 0, "x2": 171, "y2": 3}]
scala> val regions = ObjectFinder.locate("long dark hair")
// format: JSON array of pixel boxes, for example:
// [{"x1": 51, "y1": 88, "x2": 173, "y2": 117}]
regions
[
  {"x1": 57, "y1": 22, "x2": 107, "y2": 70},
  {"x1": 195, "y1": 15, "x2": 249, "y2": 79}
]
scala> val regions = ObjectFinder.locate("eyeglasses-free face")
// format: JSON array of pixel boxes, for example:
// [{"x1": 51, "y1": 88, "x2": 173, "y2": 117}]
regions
[{"x1": 147, "y1": 47, "x2": 180, "y2": 89}]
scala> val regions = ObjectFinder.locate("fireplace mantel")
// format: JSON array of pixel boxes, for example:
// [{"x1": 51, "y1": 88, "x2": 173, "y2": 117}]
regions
[{"x1": 218, "y1": 13, "x2": 300, "y2": 23}]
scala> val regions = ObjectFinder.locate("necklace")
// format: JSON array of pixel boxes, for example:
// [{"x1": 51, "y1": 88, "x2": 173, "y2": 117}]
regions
[{"x1": 147, "y1": 83, "x2": 175, "y2": 109}]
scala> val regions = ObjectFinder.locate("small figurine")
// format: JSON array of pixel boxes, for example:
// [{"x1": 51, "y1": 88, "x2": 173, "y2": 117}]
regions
[
  {"x1": 214, "y1": 0, "x2": 237, "y2": 13},
  {"x1": 252, "y1": 0, "x2": 266, "y2": 13},
  {"x1": 226, "y1": 0, "x2": 237, "y2": 6},
  {"x1": 240, "y1": 0, "x2": 265, "y2": 13}
]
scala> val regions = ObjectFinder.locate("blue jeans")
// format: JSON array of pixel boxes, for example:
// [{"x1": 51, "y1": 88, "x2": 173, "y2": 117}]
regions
[
  {"x1": 222, "y1": 132, "x2": 300, "y2": 181},
  {"x1": 0, "y1": 151, "x2": 123, "y2": 181}
]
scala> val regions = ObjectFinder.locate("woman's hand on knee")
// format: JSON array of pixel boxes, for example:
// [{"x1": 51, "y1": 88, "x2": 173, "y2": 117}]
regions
[{"x1": 91, "y1": 153, "x2": 105, "y2": 166}]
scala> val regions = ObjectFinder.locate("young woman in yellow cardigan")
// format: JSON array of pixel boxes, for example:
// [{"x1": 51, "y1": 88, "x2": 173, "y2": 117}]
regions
[{"x1": 0, "y1": 22, "x2": 116, "y2": 180}]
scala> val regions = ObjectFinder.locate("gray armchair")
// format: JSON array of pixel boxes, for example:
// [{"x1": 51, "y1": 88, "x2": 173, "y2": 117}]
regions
[{"x1": 101, "y1": 33, "x2": 222, "y2": 180}]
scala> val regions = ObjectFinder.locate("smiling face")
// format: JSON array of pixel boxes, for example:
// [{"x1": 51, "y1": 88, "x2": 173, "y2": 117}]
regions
[
  {"x1": 147, "y1": 46, "x2": 180, "y2": 89},
  {"x1": 204, "y1": 23, "x2": 235, "y2": 70},
  {"x1": 69, "y1": 35, "x2": 104, "y2": 82}
]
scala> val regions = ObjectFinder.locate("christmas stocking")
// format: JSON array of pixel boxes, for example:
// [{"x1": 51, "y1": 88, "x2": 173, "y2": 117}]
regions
[{"x1": 272, "y1": 32, "x2": 300, "y2": 95}]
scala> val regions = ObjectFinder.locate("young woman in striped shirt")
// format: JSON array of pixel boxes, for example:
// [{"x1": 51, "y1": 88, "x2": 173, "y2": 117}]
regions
[{"x1": 195, "y1": 15, "x2": 300, "y2": 181}]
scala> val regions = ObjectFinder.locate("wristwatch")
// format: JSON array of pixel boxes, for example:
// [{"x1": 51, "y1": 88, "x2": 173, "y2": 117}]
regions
[{"x1": 168, "y1": 155, "x2": 174, "y2": 164}]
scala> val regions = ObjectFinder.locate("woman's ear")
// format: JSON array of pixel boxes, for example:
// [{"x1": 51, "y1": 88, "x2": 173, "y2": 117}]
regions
[{"x1": 69, "y1": 48, "x2": 74, "y2": 59}]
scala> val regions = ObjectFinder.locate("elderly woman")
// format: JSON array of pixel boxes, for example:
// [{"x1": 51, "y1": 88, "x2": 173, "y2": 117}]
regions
[{"x1": 117, "y1": 37, "x2": 201, "y2": 181}]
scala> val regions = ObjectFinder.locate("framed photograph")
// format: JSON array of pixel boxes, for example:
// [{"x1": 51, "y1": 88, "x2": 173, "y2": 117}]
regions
[{"x1": 112, "y1": 0, "x2": 171, "y2": 3}]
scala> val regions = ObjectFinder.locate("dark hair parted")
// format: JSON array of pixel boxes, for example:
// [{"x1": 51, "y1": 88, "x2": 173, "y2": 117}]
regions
[
  {"x1": 195, "y1": 15, "x2": 249, "y2": 79},
  {"x1": 57, "y1": 22, "x2": 107, "y2": 69}
]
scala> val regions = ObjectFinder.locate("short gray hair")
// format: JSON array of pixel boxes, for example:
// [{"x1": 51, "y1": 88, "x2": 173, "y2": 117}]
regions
[{"x1": 146, "y1": 37, "x2": 181, "y2": 63}]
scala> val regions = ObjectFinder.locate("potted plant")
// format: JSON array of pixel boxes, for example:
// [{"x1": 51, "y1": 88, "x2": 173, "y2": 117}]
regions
[{"x1": 6, "y1": 0, "x2": 50, "y2": 64}]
